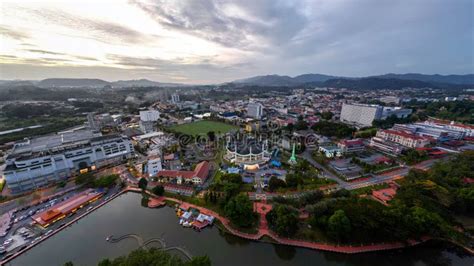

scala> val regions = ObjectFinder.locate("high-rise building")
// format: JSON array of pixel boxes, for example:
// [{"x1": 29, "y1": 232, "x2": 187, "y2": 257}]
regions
[
  {"x1": 139, "y1": 110, "x2": 160, "y2": 133},
  {"x1": 340, "y1": 103, "x2": 411, "y2": 127},
  {"x1": 139, "y1": 110, "x2": 160, "y2": 122},
  {"x1": 247, "y1": 102, "x2": 263, "y2": 119},
  {"x1": 3, "y1": 130, "x2": 135, "y2": 194},
  {"x1": 171, "y1": 93, "x2": 180, "y2": 104}
]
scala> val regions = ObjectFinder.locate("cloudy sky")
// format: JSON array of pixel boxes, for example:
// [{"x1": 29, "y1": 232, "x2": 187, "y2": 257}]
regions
[{"x1": 0, "y1": 0, "x2": 472, "y2": 84}]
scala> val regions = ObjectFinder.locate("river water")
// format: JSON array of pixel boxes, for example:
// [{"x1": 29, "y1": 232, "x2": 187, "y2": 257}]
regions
[{"x1": 9, "y1": 193, "x2": 473, "y2": 266}]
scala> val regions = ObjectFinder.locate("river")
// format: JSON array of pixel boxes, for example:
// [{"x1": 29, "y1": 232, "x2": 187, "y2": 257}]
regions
[{"x1": 9, "y1": 193, "x2": 473, "y2": 266}]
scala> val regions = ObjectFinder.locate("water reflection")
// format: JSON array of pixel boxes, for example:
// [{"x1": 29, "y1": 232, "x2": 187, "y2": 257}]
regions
[
  {"x1": 10, "y1": 193, "x2": 473, "y2": 266},
  {"x1": 273, "y1": 244, "x2": 296, "y2": 260}
]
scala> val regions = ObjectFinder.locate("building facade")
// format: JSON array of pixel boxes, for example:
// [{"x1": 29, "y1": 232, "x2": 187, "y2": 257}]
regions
[
  {"x1": 171, "y1": 93, "x2": 180, "y2": 104},
  {"x1": 340, "y1": 103, "x2": 412, "y2": 127},
  {"x1": 139, "y1": 110, "x2": 160, "y2": 133},
  {"x1": 338, "y1": 139, "x2": 365, "y2": 153},
  {"x1": 3, "y1": 130, "x2": 135, "y2": 194},
  {"x1": 375, "y1": 129, "x2": 431, "y2": 148},
  {"x1": 247, "y1": 102, "x2": 263, "y2": 120},
  {"x1": 147, "y1": 156, "x2": 163, "y2": 177}
]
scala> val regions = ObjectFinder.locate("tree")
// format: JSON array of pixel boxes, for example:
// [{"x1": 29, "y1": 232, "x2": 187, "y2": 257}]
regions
[
  {"x1": 64, "y1": 262, "x2": 74, "y2": 266},
  {"x1": 285, "y1": 174, "x2": 303, "y2": 188},
  {"x1": 328, "y1": 210, "x2": 351, "y2": 241},
  {"x1": 75, "y1": 173, "x2": 95, "y2": 187},
  {"x1": 186, "y1": 255, "x2": 211, "y2": 266},
  {"x1": 401, "y1": 149, "x2": 428, "y2": 165},
  {"x1": 224, "y1": 194, "x2": 255, "y2": 228},
  {"x1": 152, "y1": 185, "x2": 165, "y2": 196},
  {"x1": 94, "y1": 174, "x2": 119, "y2": 188},
  {"x1": 268, "y1": 176, "x2": 286, "y2": 192},
  {"x1": 220, "y1": 173, "x2": 242, "y2": 184},
  {"x1": 266, "y1": 204, "x2": 299, "y2": 237},
  {"x1": 97, "y1": 259, "x2": 111, "y2": 266},
  {"x1": 96, "y1": 247, "x2": 210, "y2": 266},
  {"x1": 207, "y1": 131, "x2": 216, "y2": 142},
  {"x1": 321, "y1": 111, "x2": 333, "y2": 120},
  {"x1": 286, "y1": 123, "x2": 294, "y2": 132},
  {"x1": 138, "y1": 177, "x2": 148, "y2": 190},
  {"x1": 409, "y1": 206, "x2": 444, "y2": 237},
  {"x1": 295, "y1": 115, "x2": 308, "y2": 130}
]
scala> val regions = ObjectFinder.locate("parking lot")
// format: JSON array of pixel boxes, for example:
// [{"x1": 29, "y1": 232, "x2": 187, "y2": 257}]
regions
[{"x1": 0, "y1": 186, "x2": 121, "y2": 259}]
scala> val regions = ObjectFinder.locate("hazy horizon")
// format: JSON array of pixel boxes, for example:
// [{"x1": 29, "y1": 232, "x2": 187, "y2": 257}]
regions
[{"x1": 1, "y1": 0, "x2": 473, "y2": 84}]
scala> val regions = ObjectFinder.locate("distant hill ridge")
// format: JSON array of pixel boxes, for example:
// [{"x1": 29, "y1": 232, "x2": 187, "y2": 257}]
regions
[
  {"x1": 1, "y1": 78, "x2": 187, "y2": 88},
  {"x1": 1, "y1": 73, "x2": 473, "y2": 89},
  {"x1": 231, "y1": 73, "x2": 474, "y2": 87}
]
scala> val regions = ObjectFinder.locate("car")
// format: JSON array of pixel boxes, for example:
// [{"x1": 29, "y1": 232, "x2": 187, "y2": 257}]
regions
[
  {"x1": 45, "y1": 230, "x2": 53, "y2": 235},
  {"x1": 13, "y1": 218, "x2": 18, "y2": 224}
]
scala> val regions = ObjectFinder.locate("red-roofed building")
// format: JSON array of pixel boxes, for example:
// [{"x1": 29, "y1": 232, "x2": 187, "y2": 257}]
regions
[
  {"x1": 156, "y1": 161, "x2": 210, "y2": 185},
  {"x1": 32, "y1": 189, "x2": 103, "y2": 227},
  {"x1": 372, "y1": 183, "x2": 399, "y2": 205},
  {"x1": 338, "y1": 138, "x2": 365, "y2": 153}
]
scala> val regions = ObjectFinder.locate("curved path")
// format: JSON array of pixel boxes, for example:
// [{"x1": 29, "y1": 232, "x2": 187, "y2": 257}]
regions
[
  {"x1": 142, "y1": 238, "x2": 166, "y2": 249},
  {"x1": 107, "y1": 232, "x2": 192, "y2": 261},
  {"x1": 108, "y1": 234, "x2": 144, "y2": 246},
  {"x1": 126, "y1": 187, "x2": 455, "y2": 254}
]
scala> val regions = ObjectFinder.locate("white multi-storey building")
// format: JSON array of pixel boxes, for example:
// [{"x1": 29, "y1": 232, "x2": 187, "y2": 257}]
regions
[
  {"x1": 340, "y1": 103, "x2": 412, "y2": 128},
  {"x1": 3, "y1": 130, "x2": 135, "y2": 194},
  {"x1": 139, "y1": 110, "x2": 160, "y2": 122},
  {"x1": 146, "y1": 156, "x2": 162, "y2": 177},
  {"x1": 171, "y1": 94, "x2": 180, "y2": 104},
  {"x1": 247, "y1": 102, "x2": 263, "y2": 120},
  {"x1": 139, "y1": 110, "x2": 160, "y2": 133}
]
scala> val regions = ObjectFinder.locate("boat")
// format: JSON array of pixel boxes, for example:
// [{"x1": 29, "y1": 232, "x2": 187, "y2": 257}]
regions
[
  {"x1": 179, "y1": 219, "x2": 184, "y2": 225},
  {"x1": 182, "y1": 221, "x2": 192, "y2": 228},
  {"x1": 106, "y1": 235, "x2": 113, "y2": 241}
]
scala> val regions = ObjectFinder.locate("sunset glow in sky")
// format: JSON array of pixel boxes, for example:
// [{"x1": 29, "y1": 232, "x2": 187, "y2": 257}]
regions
[{"x1": 1, "y1": 0, "x2": 472, "y2": 83}]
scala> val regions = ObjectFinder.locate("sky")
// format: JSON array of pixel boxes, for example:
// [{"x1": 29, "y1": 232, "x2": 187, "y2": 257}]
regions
[{"x1": 0, "y1": 0, "x2": 473, "y2": 84}]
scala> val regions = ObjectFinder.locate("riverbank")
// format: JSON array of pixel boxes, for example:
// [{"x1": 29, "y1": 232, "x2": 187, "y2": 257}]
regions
[
  {"x1": 2, "y1": 186, "x2": 472, "y2": 265},
  {"x1": 132, "y1": 187, "x2": 474, "y2": 256}
]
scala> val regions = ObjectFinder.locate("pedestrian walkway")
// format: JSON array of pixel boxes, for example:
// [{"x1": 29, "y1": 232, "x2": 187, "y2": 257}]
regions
[{"x1": 127, "y1": 186, "x2": 430, "y2": 254}]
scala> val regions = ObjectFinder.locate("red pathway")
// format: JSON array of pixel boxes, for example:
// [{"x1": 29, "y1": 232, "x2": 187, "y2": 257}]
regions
[{"x1": 128, "y1": 187, "x2": 431, "y2": 254}]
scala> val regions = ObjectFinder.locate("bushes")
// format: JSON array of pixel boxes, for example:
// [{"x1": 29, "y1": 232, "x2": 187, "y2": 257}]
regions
[
  {"x1": 328, "y1": 210, "x2": 352, "y2": 241},
  {"x1": 138, "y1": 178, "x2": 148, "y2": 190},
  {"x1": 266, "y1": 204, "x2": 299, "y2": 237},
  {"x1": 311, "y1": 121, "x2": 355, "y2": 138},
  {"x1": 96, "y1": 247, "x2": 211, "y2": 266},
  {"x1": 152, "y1": 185, "x2": 165, "y2": 196},
  {"x1": 75, "y1": 173, "x2": 119, "y2": 188},
  {"x1": 224, "y1": 194, "x2": 256, "y2": 228}
]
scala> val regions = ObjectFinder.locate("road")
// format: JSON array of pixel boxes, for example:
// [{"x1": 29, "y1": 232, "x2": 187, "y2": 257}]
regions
[
  {"x1": 300, "y1": 150, "x2": 348, "y2": 186},
  {"x1": 0, "y1": 187, "x2": 121, "y2": 260}
]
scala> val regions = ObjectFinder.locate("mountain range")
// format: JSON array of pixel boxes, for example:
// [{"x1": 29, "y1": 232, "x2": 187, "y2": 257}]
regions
[
  {"x1": 0, "y1": 78, "x2": 186, "y2": 88},
  {"x1": 231, "y1": 73, "x2": 474, "y2": 87},
  {"x1": 0, "y1": 73, "x2": 473, "y2": 89}
]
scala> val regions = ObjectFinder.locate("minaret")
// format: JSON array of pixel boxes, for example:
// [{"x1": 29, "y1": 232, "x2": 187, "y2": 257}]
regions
[{"x1": 288, "y1": 143, "x2": 297, "y2": 164}]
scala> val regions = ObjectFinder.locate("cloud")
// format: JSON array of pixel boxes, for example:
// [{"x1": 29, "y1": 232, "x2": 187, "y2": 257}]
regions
[
  {"x1": 0, "y1": 0, "x2": 472, "y2": 82},
  {"x1": 14, "y1": 7, "x2": 152, "y2": 44},
  {"x1": 0, "y1": 26, "x2": 30, "y2": 41},
  {"x1": 23, "y1": 49, "x2": 65, "y2": 56},
  {"x1": 130, "y1": 0, "x2": 308, "y2": 50}
]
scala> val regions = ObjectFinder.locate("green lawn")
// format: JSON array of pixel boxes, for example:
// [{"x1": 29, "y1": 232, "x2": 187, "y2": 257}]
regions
[{"x1": 169, "y1": 120, "x2": 238, "y2": 136}]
